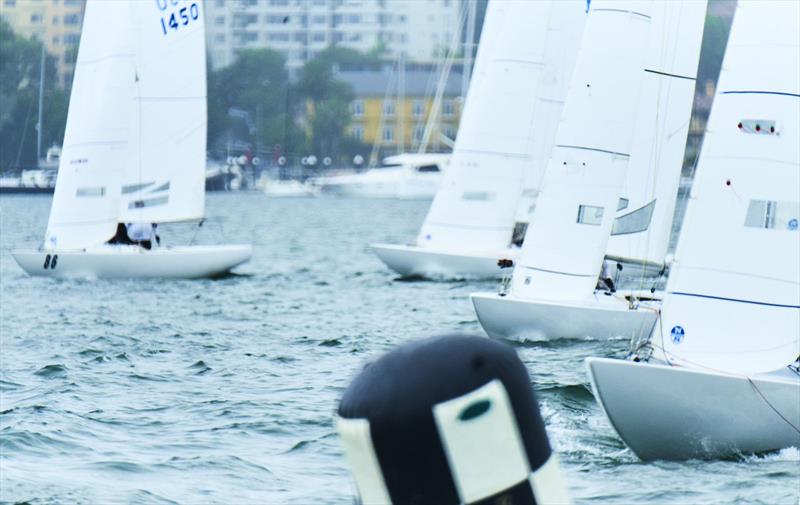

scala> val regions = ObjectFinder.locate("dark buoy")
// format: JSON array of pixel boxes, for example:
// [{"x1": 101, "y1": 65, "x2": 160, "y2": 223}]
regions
[{"x1": 336, "y1": 334, "x2": 570, "y2": 504}]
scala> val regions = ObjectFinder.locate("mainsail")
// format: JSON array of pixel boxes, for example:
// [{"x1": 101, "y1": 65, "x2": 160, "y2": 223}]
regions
[
  {"x1": 416, "y1": 0, "x2": 586, "y2": 251},
  {"x1": 511, "y1": 0, "x2": 655, "y2": 301},
  {"x1": 44, "y1": 0, "x2": 135, "y2": 251},
  {"x1": 658, "y1": 0, "x2": 800, "y2": 375},
  {"x1": 120, "y1": 0, "x2": 207, "y2": 223}
]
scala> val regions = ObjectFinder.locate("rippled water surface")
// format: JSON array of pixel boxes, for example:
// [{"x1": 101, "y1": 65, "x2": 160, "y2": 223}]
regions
[{"x1": 1, "y1": 193, "x2": 798, "y2": 504}]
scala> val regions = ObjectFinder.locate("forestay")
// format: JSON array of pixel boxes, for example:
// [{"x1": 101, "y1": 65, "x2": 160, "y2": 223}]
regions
[
  {"x1": 120, "y1": 0, "x2": 207, "y2": 224},
  {"x1": 416, "y1": 0, "x2": 586, "y2": 251},
  {"x1": 511, "y1": 0, "x2": 654, "y2": 301},
  {"x1": 44, "y1": 0, "x2": 135, "y2": 251},
  {"x1": 606, "y1": 0, "x2": 707, "y2": 267},
  {"x1": 658, "y1": 0, "x2": 800, "y2": 375}
]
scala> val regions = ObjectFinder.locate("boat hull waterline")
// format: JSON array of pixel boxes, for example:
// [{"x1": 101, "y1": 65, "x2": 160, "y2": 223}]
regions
[
  {"x1": 471, "y1": 291, "x2": 659, "y2": 341},
  {"x1": 370, "y1": 243, "x2": 516, "y2": 280},
  {"x1": 586, "y1": 357, "x2": 800, "y2": 461},
  {"x1": 12, "y1": 245, "x2": 252, "y2": 279}
]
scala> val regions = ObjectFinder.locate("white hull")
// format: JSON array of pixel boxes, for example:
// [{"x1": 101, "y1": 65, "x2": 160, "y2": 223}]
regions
[
  {"x1": 262, "y1": 180, "x2": 318, "y2": 198},
  {"x1": 586, "y1": 357, "x2": 800, "y2": 460},
  {"x1": 470, "y1": 291, "x2": 658, "y2": 341},
  {"x1": 12, "y1": 244, "x2": 252, "y2": 279},
  {"x1": 370, "y1": 243, "x2": 516, "y2": 280},
  {"x1": 310, "y1": 168, "x2": 442, "y2": 200}
]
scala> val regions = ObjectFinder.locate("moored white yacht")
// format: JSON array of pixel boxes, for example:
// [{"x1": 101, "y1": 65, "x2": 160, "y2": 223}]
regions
[
  {"x1": 308, "y1": 153, "x2": 448, "y2": 200},
  {"x1": 12, "y1": 0, "x2": 251, "y2": 279},
  {"x1": 372, "y1": 0, "x2": 587, "y2": 280},
  {"x1": 472, "y1": 0, "x2": 707, "y2": 341},
  {"x1": 587, "y1": 0, "x2": 800, "y2": 460}
]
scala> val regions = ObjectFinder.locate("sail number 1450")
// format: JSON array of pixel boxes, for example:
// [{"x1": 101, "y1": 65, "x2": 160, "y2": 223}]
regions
[{"x1": 157, "y1": 1, "x2": 200, "y2": 36}]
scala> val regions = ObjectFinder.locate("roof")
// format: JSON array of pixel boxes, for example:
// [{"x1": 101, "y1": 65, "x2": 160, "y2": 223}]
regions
[{"x1": 336, "y1": 68, "x2": 464, "y2": 97}]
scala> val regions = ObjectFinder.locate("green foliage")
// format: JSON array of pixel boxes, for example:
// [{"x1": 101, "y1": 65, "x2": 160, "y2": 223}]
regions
[
  {"x1": 0, "y1": 20, "x2": 68, "y2": 171},
  {"x1": 296, "y1": 46, "x2": 377, "y2": 160},
  {"x1": 207, "y1": 48, "x2": 306, "y2": 158}
]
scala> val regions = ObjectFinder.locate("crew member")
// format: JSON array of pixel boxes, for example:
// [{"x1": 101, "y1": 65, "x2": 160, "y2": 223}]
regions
[
  {"x1": 597, "y1": 259, "x2": 619, "y2": 293},
  {"x1": 126, "y1": 222, "x2": 157, "y2": 250}
]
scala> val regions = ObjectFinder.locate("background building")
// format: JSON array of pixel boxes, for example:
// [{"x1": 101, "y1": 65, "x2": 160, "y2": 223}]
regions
[
  {"x1": 204, "y1": 0, "x2": 462, "y2": 73},
  {"x1": 337, "y1": 64, "x2": 463, "y2": 155},
  {"x1": 0, "y1": 0, "x2": 85, "y2": 88}
]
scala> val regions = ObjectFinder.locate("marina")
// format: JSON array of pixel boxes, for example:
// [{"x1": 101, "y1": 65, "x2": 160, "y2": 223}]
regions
[{"x1": 1, "y1": 0, "x2": 799, "y2": 503}]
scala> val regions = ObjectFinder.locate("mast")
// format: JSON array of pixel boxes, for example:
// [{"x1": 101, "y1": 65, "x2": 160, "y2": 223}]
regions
[
  {"x1": 36, "y1": 42, "x2": 45, "y2": 168},
  {"x1": 460, "y1": 0, "x2": 476, "y2": 100},
  {"x1": 396, "y1": 52, "x2": 406, "y2": 155}
]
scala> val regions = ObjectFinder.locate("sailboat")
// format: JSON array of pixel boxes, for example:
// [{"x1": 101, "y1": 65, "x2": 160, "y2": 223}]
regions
[
  {"x1": 12, "y1": 0, "x2": 252, "y2": 279},
  {"x1": 371, "y1": 0, "x2": 587, "y2": 280},
  {"x1": 471, "y1": 0, "x2": 707, "y2": 341},
  {"x1": 587, "y1": 0, "x2": 800, "y2": 460}
]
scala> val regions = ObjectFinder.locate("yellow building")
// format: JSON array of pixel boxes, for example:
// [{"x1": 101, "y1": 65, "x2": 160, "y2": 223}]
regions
[
  {"x1": 0, "y1": 0, "x2": 85, "y2": 88},
  {"x1": 337, "y1": 67, "x2": 464, "y2": 156}
]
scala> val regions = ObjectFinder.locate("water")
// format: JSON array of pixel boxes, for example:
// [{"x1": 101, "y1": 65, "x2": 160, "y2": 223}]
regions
[{"x1": 1, "y1": 193, "x2": 797, "y2": 504}]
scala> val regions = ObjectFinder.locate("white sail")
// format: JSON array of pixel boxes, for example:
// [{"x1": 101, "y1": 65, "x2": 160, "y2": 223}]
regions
[
  {"x1": 416, "y1": 0, "x2": 586, "y2": 251},
  {"x1": 606, "y1": 0, "x2": 707, "y2": 266},
  {"x1": 511, "y1": 0, "x2": 654, "y2": 301},
  {"x1": 119, "y1": 0, "x2": 207, "y2": 223},
  {"x1": 658, "y1": 0, "x2": 800, "y2": 375},
  {"x1": 44, "y1": 0, "x2": 135, "y2": 251}
]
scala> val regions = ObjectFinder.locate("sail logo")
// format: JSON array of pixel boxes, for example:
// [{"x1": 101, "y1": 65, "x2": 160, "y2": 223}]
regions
[
  {"x1": 670, "y1": 326, "x2": 685, "y2": 344},
  {"x1": 789, "y1": 218, "x2": 798, "y2": 231},
  {"x1": 155, "y1": 0, "x2": 201, "y2": 36}
]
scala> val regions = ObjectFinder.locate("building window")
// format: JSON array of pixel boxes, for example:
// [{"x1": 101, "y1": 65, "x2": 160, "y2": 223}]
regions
[
  {"x1": 63, "y1": 14, "x2": 79, "y2": 25},
  {"x1": 312, "y1": 32, "x2": 326, "y2": 43},
  {"x1": 383, "y1": 99, "x2": 395, "y2": 117},
  {"x1": 270, "y1": 0, "x2": 290, "y2": 5},
  {"x1": 577, "y1": 205, "x2": 604, "y2": 226},
  {"x1": 612, "y1": 200, "x2": 655, "y2": 235},
  {"x1": 351, "y1": 126, "x2": 364, "y2": 141},
  {"x1": 215, "y1": 34, "x2": 226, "y2": 43},
  {"x1": 312, "y1": 15, "x2": 326, "y2": 24},
  {"x1": 347, "y1": 15, "x2": 361, "y2": 23},
  {"x1": 267, "y1": 15, "x2": 288, "y2": 24},
  {"x1": 215, "y1": 0, "x2": 224, "y2": 6},
  {"x1": 413, "y1": 125, "x2": 425, "y2": 141},
  {"x1": 382, "y1": 126, "x2": 394, "y2": 143},
  {"x1": 744, "y1": 200, "x2": 799, "y2": 230},
  {"x1": 352, "y1": 100, "x2": 364, "y2": 117},
  {"x1": 52, "y1": 16, "x2": 59, "y2": 25},
  {"x1": 64, "y1": 33, "x2": 80, "y2": 45},
  {"x1": 442, "y1": 99, "x2": 454, "y2": 117},
  {"x1": 215, "y1": 16, "x2": 225, "y2": 25},
  {"x1": 268, "y1": 33, "x2": 290, "y2": 42},
  {"x1": 52, "y1": 36, "x2": 60, "y2": 44},
  {"x1": 3, "y1": 0, "x2": 16, "y2": 7},
  {"x1": 443, "y1": 125, "x2": 456, "y2": 140},
  {"x1": 412, "y1": 100, "x2": 424, "y2": 118},
  {"x1": 30, "y1": 14, "x2": 43, "y2": 24}
]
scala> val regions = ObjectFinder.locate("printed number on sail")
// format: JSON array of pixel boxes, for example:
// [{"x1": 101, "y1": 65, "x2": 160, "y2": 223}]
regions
[{"x1": 156, "y1": 0, "x2": 200, "y2": 36}]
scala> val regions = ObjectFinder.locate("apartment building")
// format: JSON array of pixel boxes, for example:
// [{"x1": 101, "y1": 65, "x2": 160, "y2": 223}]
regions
[
  {"x1": 205, "y1": 0, "x2": 462, "y2": 72},
  {"x1": 0, "y1": 0, "x2": 85, "y2": 88}
]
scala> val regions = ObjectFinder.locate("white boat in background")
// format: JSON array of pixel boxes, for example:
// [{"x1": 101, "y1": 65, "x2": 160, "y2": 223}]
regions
[
  {"x1": 308, "y1": 153, "x2": 448, "y2": 199},
  {"x1": 588, "y1": 0, "x2": 800, "y2": 461},
  {"x1": 472, "y1": 0, "x2": 707, "y2": 341},
  {"x1": 372, "y1": 0, "x2": 587, "y2": 280},
  {"x1": 262, "y1": 178, "x2": 318, "y2": 198},
  {"x1": 12, "y1": 0, "x2": 251, "y2": 279}
]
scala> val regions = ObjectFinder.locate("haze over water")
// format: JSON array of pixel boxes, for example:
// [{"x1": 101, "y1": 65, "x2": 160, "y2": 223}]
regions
[{"x1": 1, "y1": 193, "x2": 797, "y2": 504}]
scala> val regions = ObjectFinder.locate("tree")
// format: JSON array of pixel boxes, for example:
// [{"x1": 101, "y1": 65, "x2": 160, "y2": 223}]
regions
[
  {"x1": 207, "y1": 48, "x2": 306, "y2": 160},
  {"x1": 296, "y1": 47, "x2": 378, "y2": 162},
  {"x1": 0, "y1": 20, "x2": 68, "y2": 171}
]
